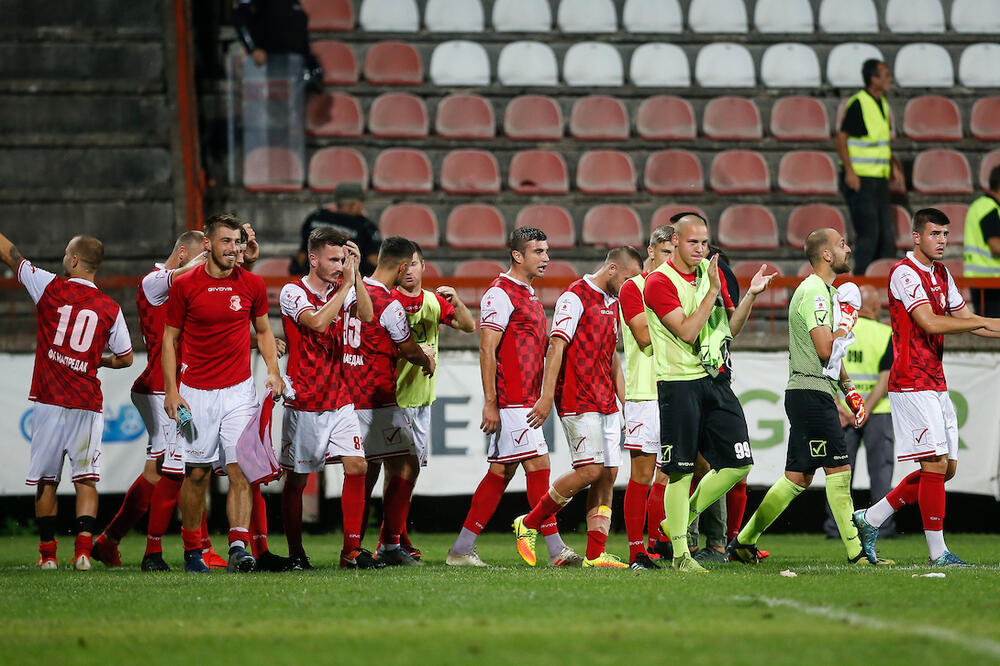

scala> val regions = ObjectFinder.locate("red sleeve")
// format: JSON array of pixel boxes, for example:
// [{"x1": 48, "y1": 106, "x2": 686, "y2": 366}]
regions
[
  {"x1": 249, "y1": 273, "x2": 268, "y2": 318},
  {"x1": 436, "y1": 292, "x2": 456, "y2": 326},
  {"x1": 643, "y1": 272, "x2": 681, "y2": 319},
  {"x1": 618, "y1": 279, "x2": 645, "y2": 322},
  {"x1": 718, "y1": 268, "x2": 735, "y2": 309},
  {"x1": 165, "y1": 279, "x2": 187, "y2": 329}
]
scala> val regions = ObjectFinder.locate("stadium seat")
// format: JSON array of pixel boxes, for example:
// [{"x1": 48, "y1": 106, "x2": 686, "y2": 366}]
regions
[
  {"x1": 864, "y1": 258, "x2": 899, "y2": 277},
  {"x1": 826, "y1": 43, "x2": 883, "y2": 88},
  {"x1": 770, "y1": 96, "x2": 829, "y2": 141},
  {"x1": 454, "y1": 259, "x2": 505, "y2": 304},
  {"x1": 435, "y1": 94, "x2": 495, "y2": 139},
  {"x1": 902, "y1": 96, "x2": 962, "y2": 142},
  {"x1": 718, "y1": 205, "x2": 779, "y2": 250},
  {"x1": 930, "y1": 203, "x2": 968, "y2": 244},
  {"x1": 895, "y1": 44, "x2": 954, "y2": 88},
  {"x1": 429, "y1": 41, "x2": 490, "y2": 86},
  {"x1": 636, "y1": 95, "x2": 696, "y2": 140},
  {"x1": 446, "y1": 205, "x2": 506, "y2": 249},
  {"x1": 301, "y1": 0, "x2": 354, "y2": 31},
  {"x1": 368, "y1": 93, "x2": 428, "y2": 138},
  {"x1": 695, "y1": 43, "x2": 755, "y2": 88},
  {"x1": 582, "y1": 205, "x2": 644, "y2": 247},
  {"x1": 644, "y1": 150, "x2": 704, "y2": 195},
  {"x1": 576, "y1": 150, "x2": 637, "y2": 195},
  {"x1": 952, "y1": 0, "x2": 1000, "y2": 33},
  {"x1": 894, "y1": 205, "x2": 913, "y2": 249},
  {"x1": 244, "y1": 147, "x2": 303, "y2": 192},
  {"x1": 689, "y1": 0, "x2": 748, "y2": 33},
  {"x1": 778, "y1": 151, "x2": 837, "y2": 195},
  {"x1": 440, "y1": 150, "x2": 500, "y2": 194},
  {"x1": 359, "y1": 0, "x2": 419, "y2": 31},
  {"x1": 252, "y1": 257, "x2": 291, "y2": 309},
  {"x1": 942, "y1": 258, "x2": 964, "y2": 278},
  {"x1": 306, "y1": 93, "x2": 362, "y2": 137},
  {"x1": 818, "y1": 0, "x2": 877, "y2": 32},
  {"x1": 796, "y1": 261, "x2": 814, "y2": 278},
  {"x1": 912, "y1": 149, "x2": 972, "y2": 195},
  {"x1": 380, "y1": 204, "x2": 439, "y2": 248},
  {"x1": 786, "y1": 204, "x2": 847, "y2": 249},
  {"x1": 509, "y1": 150, "x2": 569, "y2": 194},
  {"x1": 629, "y1": 43, "x2": 690, "y2": 87},
  {"x1": 503, "y1": 95, "x2": 563, "y2": 140},
  {"x1": 537, "y1": 261, "x2": 580, "y2": 307},
  {"x1": 515, "y1": 205, "x2": 576, "y2": 249},
  {"x1": 497, "y1": 41, "x2": 558, "y2": 86},
  {"x1": 760, "y1": 44, "x2": 821, "y2": 88},
  {"x1": 563, "y1": 42, "x2": 624, "y2": 87},
  {"x1": 425, "y1": 0, "x2": 484, "y2": 32},
  {"x1": 979, "y1": 149, "x2": 1000, "y2": 190},
  {"x1": 363, "y1": 41, "x2": 422, "y2": 85},
  {"x1": 959, "y1": 44, "x2": 1000, "y2": 88},
  {"x1": 886, "y1": 0, "x2": 944, "y2": 33},
  {"x1": 313, "y1": 41, "x2": 358, "y2": 85},
  {"x1": 733, "y1": 261, "x2": 787, "y2": 309},
  {"x1": 651, "y1": 205, "x2": 708, "y2": 234},
  {"x1": 308, "y1": 147, "x2": 366, "y2": 192},
  {"x1": 622, "y1": 0, "x2": 682, "y2": 33},
  {"x1": 970, "y1": 98, "x2": 1000, "y2": 141},
  {"x1": 372, "y1": 148, "x2": 432, "y2": 193},
  {"x1": 557, "y1": 0, "x2": 617, "y2": 32},
  {"x1": 703, "y1": 97, "x2": 762, "y2": 140},
  {"x1": 492, "y1": 0, "x2": 551, "y2": 31},
  {"x1": 710, "y1": 150, "x2": 770, "y2": 194},
  {"x1": 421, "y1": 260, "x2": 443, "y2": 281},
  {"x1": 569, "y1": 96, "x2": 629, "y2": 141},
  {"x1": 754, "y1": 0, "x2": 813, "y2": 33}
]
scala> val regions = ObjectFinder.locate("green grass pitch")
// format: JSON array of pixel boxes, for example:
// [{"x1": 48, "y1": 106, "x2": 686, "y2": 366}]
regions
[{"x1": 0, "y1": 532, "x2": 998, "y2": 665}]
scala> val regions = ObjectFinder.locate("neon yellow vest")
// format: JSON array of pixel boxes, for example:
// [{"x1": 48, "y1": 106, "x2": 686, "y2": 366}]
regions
[
  {"x1": 842, "y1": 317, "x2": 892, "y2": 415},
  {"x1": 620, "y1": 273, "x2": 657, "y2": 401},
  {"x1": 843, "y1": 91, "x2": 892, "y2": 179},
  {"x1": 395, "y1": 289, "x2": 440, "y2": 408},
  {"x1": 963, "y1": 195, "x2": 1000, "y2": 277}
]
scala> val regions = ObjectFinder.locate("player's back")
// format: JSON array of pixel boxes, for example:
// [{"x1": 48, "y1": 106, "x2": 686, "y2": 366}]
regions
[
  {"x1": 888, "y1": 256, "x2": 954, "y2": 392},
  {"x1": 481, "y1": 274, "x2": 546, "y2": 409},
  {"x1": 133, "y1": 266, "x2": 170, "y2": 395},
  {"x1": 553, "y1": 278, "x2": 619, "y2": 416},
  {"x1": 344, "y1": 277, "x2": 405, "y2": 409}
]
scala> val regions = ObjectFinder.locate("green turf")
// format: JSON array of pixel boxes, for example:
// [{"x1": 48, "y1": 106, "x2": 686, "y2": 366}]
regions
[{"x1": 0, "y1": 532, "x2": 997, "y2": 665}]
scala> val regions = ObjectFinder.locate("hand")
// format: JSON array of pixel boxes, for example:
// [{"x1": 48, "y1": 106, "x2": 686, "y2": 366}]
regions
[
  {"x1": 344, "y1": 241, "x2": 361, "y2": 261},
  {"x1": 436, "y1": 285, "x2": 457, "y2": 303},
  {"x1": 890, "y1": 165, "x2": 905, "y2": 192},
  {"x1": 422, "y1": 352, "x2": 436, "y2": 377},
  {"x1": 163, "y1": 391, "x2": 191, "y2": 422},
  {"x1": 836, "y1": 302, "x2": 859, "y2": 334},
  {"x1": 341, "y1": 252, "x2": 357, "y2": 286},
  {"x1": 241, "y1": 224, "x2": 259, "y2": 263},
  {"x1": 265, "y1": 372, "x2": 285, "y2": 399},
  {"x1": 707, "y1": 254, "x2": 721, "y2": 293},
  {"x1": 844, "y1": 170, "x2": 861, "y2": 192},
  {"x1": 251, "y1": 48, "x2": 267, "y2": 66},
  {"x1": 526, "y1": 396, "x2": 552, "y2": 429},
  {"x1": 481, "y1": 401, "x2": 500, "y2": 435},
  {"x1": 844, "y1": 387, "x2": 867, "y2": 428},
  {"x1": 191, "y1": 250, "x2": 209, "y2": 267},
  {"x1": 836, "y1": 404, "x2": 854, "y2": 429},
  {"x1": 748, "y1": 264, "x2": 776, "y2": 295},
  {"x1": 274, "y1": 338, "x2": 287, "y2": 359}
]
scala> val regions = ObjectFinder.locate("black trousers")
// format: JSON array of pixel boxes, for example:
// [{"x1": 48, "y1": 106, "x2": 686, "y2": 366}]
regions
[
  {"x1": 970, "y1": 287, "x2": 1000, "y2": 318},
  {"x1": 841, "y1": 173, "x2": 896, "y2": 276}
]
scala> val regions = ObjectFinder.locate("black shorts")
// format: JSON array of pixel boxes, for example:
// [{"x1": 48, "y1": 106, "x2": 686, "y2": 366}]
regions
[
  {"x1": 657, "y1": 376, "x2": 753, "y2": 474},
  {"x1": 784, "y1": 389, "x2": 850, "y2": 473}
]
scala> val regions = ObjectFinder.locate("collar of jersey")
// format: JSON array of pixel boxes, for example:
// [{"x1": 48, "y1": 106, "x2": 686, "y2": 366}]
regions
[
  {"x1": 363, "y1": 275, "x2": 391, "y2": 293},
  {"x1": 500, "y1": 271, "x2": 534, "y2": 294},
  {"x1": 67, "y1": 277, "x2": 97, "y2": 289},
  {"x1": 583, "y1": 273, "x2": 616, "y2": 305},
  {"x1": 905, "y1": 251, "x2": 934, "y2": 273},
  {"x1": 301, "y1": 275, "x2": 334, "y2": 301}
]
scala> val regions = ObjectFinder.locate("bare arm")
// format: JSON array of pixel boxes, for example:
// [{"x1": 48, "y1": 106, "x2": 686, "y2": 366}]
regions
[
  {"x1": 912, "y1": 303, "x2": 989, "y2": 335},
  {"x1": 727, "y1": 264, "x2": 775, "y2": 338},
  {"x1": 527, "y1": 335, "x2": 568, "y2": 429},
  {"x1": 836, "y1": 130, "x2": 860, "y2": 191},
  {"x1": 253, "y1": 313, "x2": 285, "y2": 397},
  {"x1": 172, "y1": 251, "x2": 208, "y2": 280},
  {"x1": 612, "y1": 350, "x2": 625, "y2": 407},
  {"x1": 161, "y1": 325, "x2": 189, "y2": 420},
  {"x1": 951, "y1": 303, "x2": 1000, "y2": 338},
  {"x1": 626, "y1": 312, "x2": 651, "y2": 349},
  {"x1": 100, "y1": 351, "x2": 133, "y2": 369},
  {"x1": 661, "y1": 288, "x2": 720, "y2": 346},
  {"x1": 809, "y1": 325, "x2": 849, "y2": 364},
  {"x1": 0, "y1": 231, "x2": 24, "y2": 271},
  {"x1": 298, "y1": 254, "x2": 358, "y2": 333},
  {"x1": 396, "y1": 335, "x2": 435, "y2": 376},
  {"x1": 437, "y1": 286, "x2": 475, "y2": 333},
  {"x1": 479, "y1": 327, "x2": 502, "y2": 434}
]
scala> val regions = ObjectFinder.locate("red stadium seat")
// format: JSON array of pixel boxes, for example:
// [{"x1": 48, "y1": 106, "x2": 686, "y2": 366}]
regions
[
  {"x1": 368, "y1": 93, "x2": 428, "y2": 138},
  {"x1": 796, "y1": 261, "x2": 813, "y2": 278},
  {"x1": 643, "y1": 149, "x2": 704, "y2": 195},
  {"x1": 569, "y1": 96, "x2": 629, "y2": 141},
  {"x1": 379, "y1": 204, "x2": 439, "y2": 248},
  {"x1": 582, "y1": 205, "x2": 643, "y2": 247},
  {"x1": 313, "y1": 41, "x2": 358, "y2": 85},
  {"x1": 301, "y1": 0, "x2": 354, "y2": 31},
  {"x1": 308, "y1": 147, "x2": 367, "y2": 192},
  {"x1": 894, "y1": 204, "x2": 913, "y2": 249},
  {"x1": 504, "y1": 95, "x2": 563, "y2": 140},
  {"x1": 970, "y1": 98, "x2": 1000, "y2": 141},
  {"x1": 244, "y1": 147, "x2": 304, "y2": 192},
  {"x1": 930, "y1": 203, "x2": 968, "y2": 244},
  {"x1": 306, "y1": 93, "x2": 362, "y2": 137},
  {"x1": 702, "y1": 96, "x2": 762, "y2": 140},
  {"x1": 435, "y1": 94, "x2": 495, "y2": 139},
  {"x1": 912, "y1": 149, "x2": 973, "y2": 194},
  {"x1": 363, "y1": 41, "x2": 423, "y2": 85},
  {"x1": 372, "y1": 148, "x2": 432, "y2": 193},
  {"x1": 651, "y1": 205, "x2": 708, "y2": 234},
  {"x1": 903, "y1": 95, "x2": 962, "y2": 142},
  {"x1": 454, "y1": 259, "x2": 505, "y2": 304},
  {"x1": 537, "y1": 261, "x2": 579, "y2": 307},
  {"x1": 422, "y1": 260, "x2": 442, "y2": 280},
  {"x1": 864, "y1": 258, "x2": 898, "y2": 277},
  {"x1": 446, "y1": 205, "x2": 507, "y2": 249},
  {"x1": 252, "y1": 258, "x2": 291, "y2": 310},
  {"x1": 786, "y1": 204, "x2": 847, "y2": 249},
  {"x1": 576, "y1": 150, "x2": 637, "y2": 194},
  {"x1": 718, "y1": 205, "x2": 778, "y2": 250},
  {"x1": 509, "y1": 150, "x2": 569, "y2": 194},
  {"x1": 778, "y1": 151, "x2": 837, "y2": 195},
  {"x1": 733, "y1": 261, "x2": 787, "y2": 309},
  {"x1": 980, "y1": 149, "x2": 1000, "y2": 190},
  {"x1": 635, "y1": 95, "x2": 696, "y2": 141},
  {"x1": 515, "y1": 205, "x2": 575, "y2": 249},
  {"x1": 440, "y1": 150, "x2": 500, "y2": 194},
  {"x1": 709, "y1": 150, "x2": 770, "y2": 194},
  {"x1": 770, "y1": 96, "x2": 830, "y2": 141}
]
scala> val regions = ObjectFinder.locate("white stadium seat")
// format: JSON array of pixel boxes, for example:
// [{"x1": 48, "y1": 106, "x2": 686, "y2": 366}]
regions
[
  {"x1": 695, "y1": 43, "x2": 755, "y2": 88},
  {"x1": 622, "y1": 0, "x2": 682, "y2": 33},
  {"x1": 826, "y1": 43, "x2": 883, "y2": 88},
  {"x1": 359, "y1": 0, "x2": 419, "y2": 31},
  {"x1": 497, "y1": 41, "x2": 558, "y2": 86},
  {"x1": 688, "y1": 0, "x2": 748, "y2": 33},
  {"x1": 894, "y1": 43, "x2": 954, "y2": 88},
  {"x1": 754, "y1": 0, "x2": 814, "y2": 33},
  {"x1": 563, "y1": 42, "x2": 623, "y2": 86},
  {"x1": 761, "y1": 43, "x2": 820, "y2": 87},
  {"x1": 557, "y1": 0, "x2": 617, "y2": 33},
  {"x1": 492, "y1": 0, "x2": 551, "y2": 32},
  {"x1": 425, "y1": 0, "x2": 484, "y2": 32},
  {"x1": 429, "y1": 41, "x2": 490, "y2": 86},
  {"x1": 959, "y1": 43, "x2": 1000, "y2": 87},
  {"x1": 886, "y1": 0, "x2": 944, "y2": 33},
  {"x1": 952, "y1": 0, "x2": 1000, "y2": 33},
  {"x1": 818, "y1": 0, "x2": 877, "y2": 33},
  {"x1": 630, "y1": 43, "x2": 689, "y2": 87}
]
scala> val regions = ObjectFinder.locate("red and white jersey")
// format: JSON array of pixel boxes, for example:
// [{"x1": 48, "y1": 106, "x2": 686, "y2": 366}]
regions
[
  {"x1": 480, "y1": 272, "x2": 546, "y2": 409},
  {"x1": 888, "y1": 252, "x2": 965, "y2": 392},
  {"x1": 343, "y1": 277, "x2": 411, "y2": 410},
  {"x1": 132, "y1": 264, "x2": 174, "y2": 395},
  {"x1": 165, "y1": 264, "x2": 268, "y2": 390},
  {"x1": 18, "y1": 259, "x2": 132, "y2": 413},
  {"x1": 551, "y1": 276, "x2": 620, "y2": 416},
  {"x1": 280, "y1": 278, "x2": 351, "y2": 412}
]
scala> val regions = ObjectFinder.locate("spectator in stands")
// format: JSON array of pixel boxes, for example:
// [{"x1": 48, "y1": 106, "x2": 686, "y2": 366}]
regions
[
  {"x1": 234, "y1": 0, "x2": 321, "y2": 93},
  {"x1": 964, "y1": 165, "x2": 1000, "y2": 317},
  {"x1": 291, "y1": 183, "x2": 381, "y2": 276},
  {"x1": 836, "y1": 59, "x2": 905, "y2": 276}
]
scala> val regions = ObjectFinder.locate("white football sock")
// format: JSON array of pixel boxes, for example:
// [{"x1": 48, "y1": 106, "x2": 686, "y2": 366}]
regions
[
  {"x1": 864, "y1": 498, "x2": 895, "y2": 528},
  {"x1": 925, "y1": 530, "x2": 947, "y2": 561}
]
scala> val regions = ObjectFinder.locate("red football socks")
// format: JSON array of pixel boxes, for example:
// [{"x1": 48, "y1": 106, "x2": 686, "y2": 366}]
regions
[
  {"x1": 525, "y1": 469, "x2": 559, "y2": 536},
  {"x1": 250, "y1": 483, "x2": 268, "y2": 557},
  {"x1": 585, "y1": 530, "x2": 607, "y2": 560},
  {"x1": 181, "y1": 526, "x2": 201, "y2": 553},
  {"x1": 646, "y1": 481, "x2": 666, "y2": 550},
  {"x1": 74, "y1": 533, "x2": 92, "y2": 559},
  {"x1": 462, "y1": 471, "x2": 508, "y2": 534},
  {"x1": 380, "y1": 477, "x2": 415, "y2": 547},
  {"x1": 145, "y1": 473, "x2": 182, "y2": 555},
  {"x1": 104, "y1": 475, "x2": 156, "y2": 542},
  {"x1": 523, "y1": 493, "x2": 562, "y2": 530},
  {"x1": 281, "y1": 482, "x2": 306, "y2": 558},
  {"x1": 624, "y1": 479, "x2": 649, "y2": 559},
  {"x1": 886, "y1": 470, "x2": 921, "y2": 510},
  {"x1": 918, "y1": 471, "x2": 946, "y2": 532},
  {"x1": 39, "y1": 540, "x2": 57, "y2": 560},
  {"x1": 200, "y1": 513, "x2": 212, "y2": 550},
  {"x1": 342, "y1": 473, "x2": 366, "y2": 553},
  {"x1": 726, "y1": 480, "x2": 748, "y2": 541},
  {"x1": 228, "y1": 527, "x2": 250, "y2": 550}
]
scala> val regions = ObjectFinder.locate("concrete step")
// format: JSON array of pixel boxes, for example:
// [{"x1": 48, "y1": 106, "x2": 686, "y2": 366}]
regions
[
  {"x1": 0, "y1": 43, "x2": 164, "y2": 89},
  {"x1": 0, "y1": 148, "x2": 173, "y2": 200},
  {"x1": 0, "y1": 94, "x2": 169, "y2": 146},
  {"x1": 0, "y1": 0, "x2": 162, "y2": 38}
]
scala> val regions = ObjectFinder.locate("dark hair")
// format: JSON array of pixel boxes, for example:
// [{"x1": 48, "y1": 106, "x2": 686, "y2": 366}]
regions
[
  {"x1": 308, "y1": 226, "x2": 349, "y2": 254},
  {"x1": 990, "y1": 164, "x2": 1000, "y2": 192},
  {"x1": 913, "y1": 207, "x2": 950, "y2": 234},
  {"x1": 412, "y1": 242, "x2": 424, "y2": 260},
  {"x1": 509, "y1": 226, "x2": 547, "y2": 256},
  {"x1": 862, "y1": 59, "x2": 884, "y2": 87},
  {"x1": 708, "y1": 244, "x2": 730, "y2": 266},
  {"x1": 669, "y1": 210, "x2": 707, "y2": 225},
  {"x1": 377, "y1": 236, "x2": 417, "y2": 267},
  {"x1": 204, "y1": 213, "x2": 243, "y2": 238},
  {"x1": 606, "y1": 246, "x2": 644, "y2": 270},
  {"x1": 70, "y1": 236, "x2": 104, "y2": 272}
]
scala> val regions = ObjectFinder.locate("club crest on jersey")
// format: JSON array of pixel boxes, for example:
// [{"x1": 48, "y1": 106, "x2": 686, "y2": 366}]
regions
[{"x1": 230, "y1": 295, "x2": 242, "y2": 311}]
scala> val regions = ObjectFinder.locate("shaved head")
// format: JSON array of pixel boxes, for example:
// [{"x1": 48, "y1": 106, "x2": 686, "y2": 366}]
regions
[
  {"x1": 804, "y1": 228, "x2": 834, "y2": 266},
  {"x1": 68, "y1": 236, "x2": 104, "y2": 272},
  {"x1": 672, "y1": 214, "x2": 708, "y2": 240},
  {"x1": 806, "y1": 228, "x2": 852, "y2": 275}
]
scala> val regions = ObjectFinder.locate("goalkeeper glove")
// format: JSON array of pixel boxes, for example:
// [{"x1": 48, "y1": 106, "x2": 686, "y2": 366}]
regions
[
  {"x1": 836, "y1": 301, "x2": 859, "y2": 335},
  {"x1": 841, "y1": 380, "x2": 866, "y2": 428}
]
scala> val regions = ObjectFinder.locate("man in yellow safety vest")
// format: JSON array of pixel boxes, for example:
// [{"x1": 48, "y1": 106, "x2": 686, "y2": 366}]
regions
[{"x1": 964, "y1": 164, "x2": 1000, "y2": 316}]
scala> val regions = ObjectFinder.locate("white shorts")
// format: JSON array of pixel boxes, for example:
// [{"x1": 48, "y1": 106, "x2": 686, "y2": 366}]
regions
[
  {"x1": 25, "y1": 402, "x2": 103, "y2": 485},
  {"x1": 280, "y1": 404, "x2": 363, "y2": 473},
  {"x1": 486, "y1": 407, "x2": 548, "y2": 464},
  {"x1": 357, "y1": 405, "x2": 416, "y2": 461},
  {"x1": 889, "y1": 391, "x2": 959, "y2": 463},
  {"x1": 131, "y1": 392, "x2": 184, "y2": 473},
  {"x1": 404, "y1": 405, "x2": 431, "y2": 467},
  {"x1": 623, "y1": 400, "x2": 660, "y2": 456},
  {"x1": 561, "y1": 412, "x2": 623, "y2": 469},
  {"x1": 179, "y1": 378, "x2": 257, "y2": 467}
]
